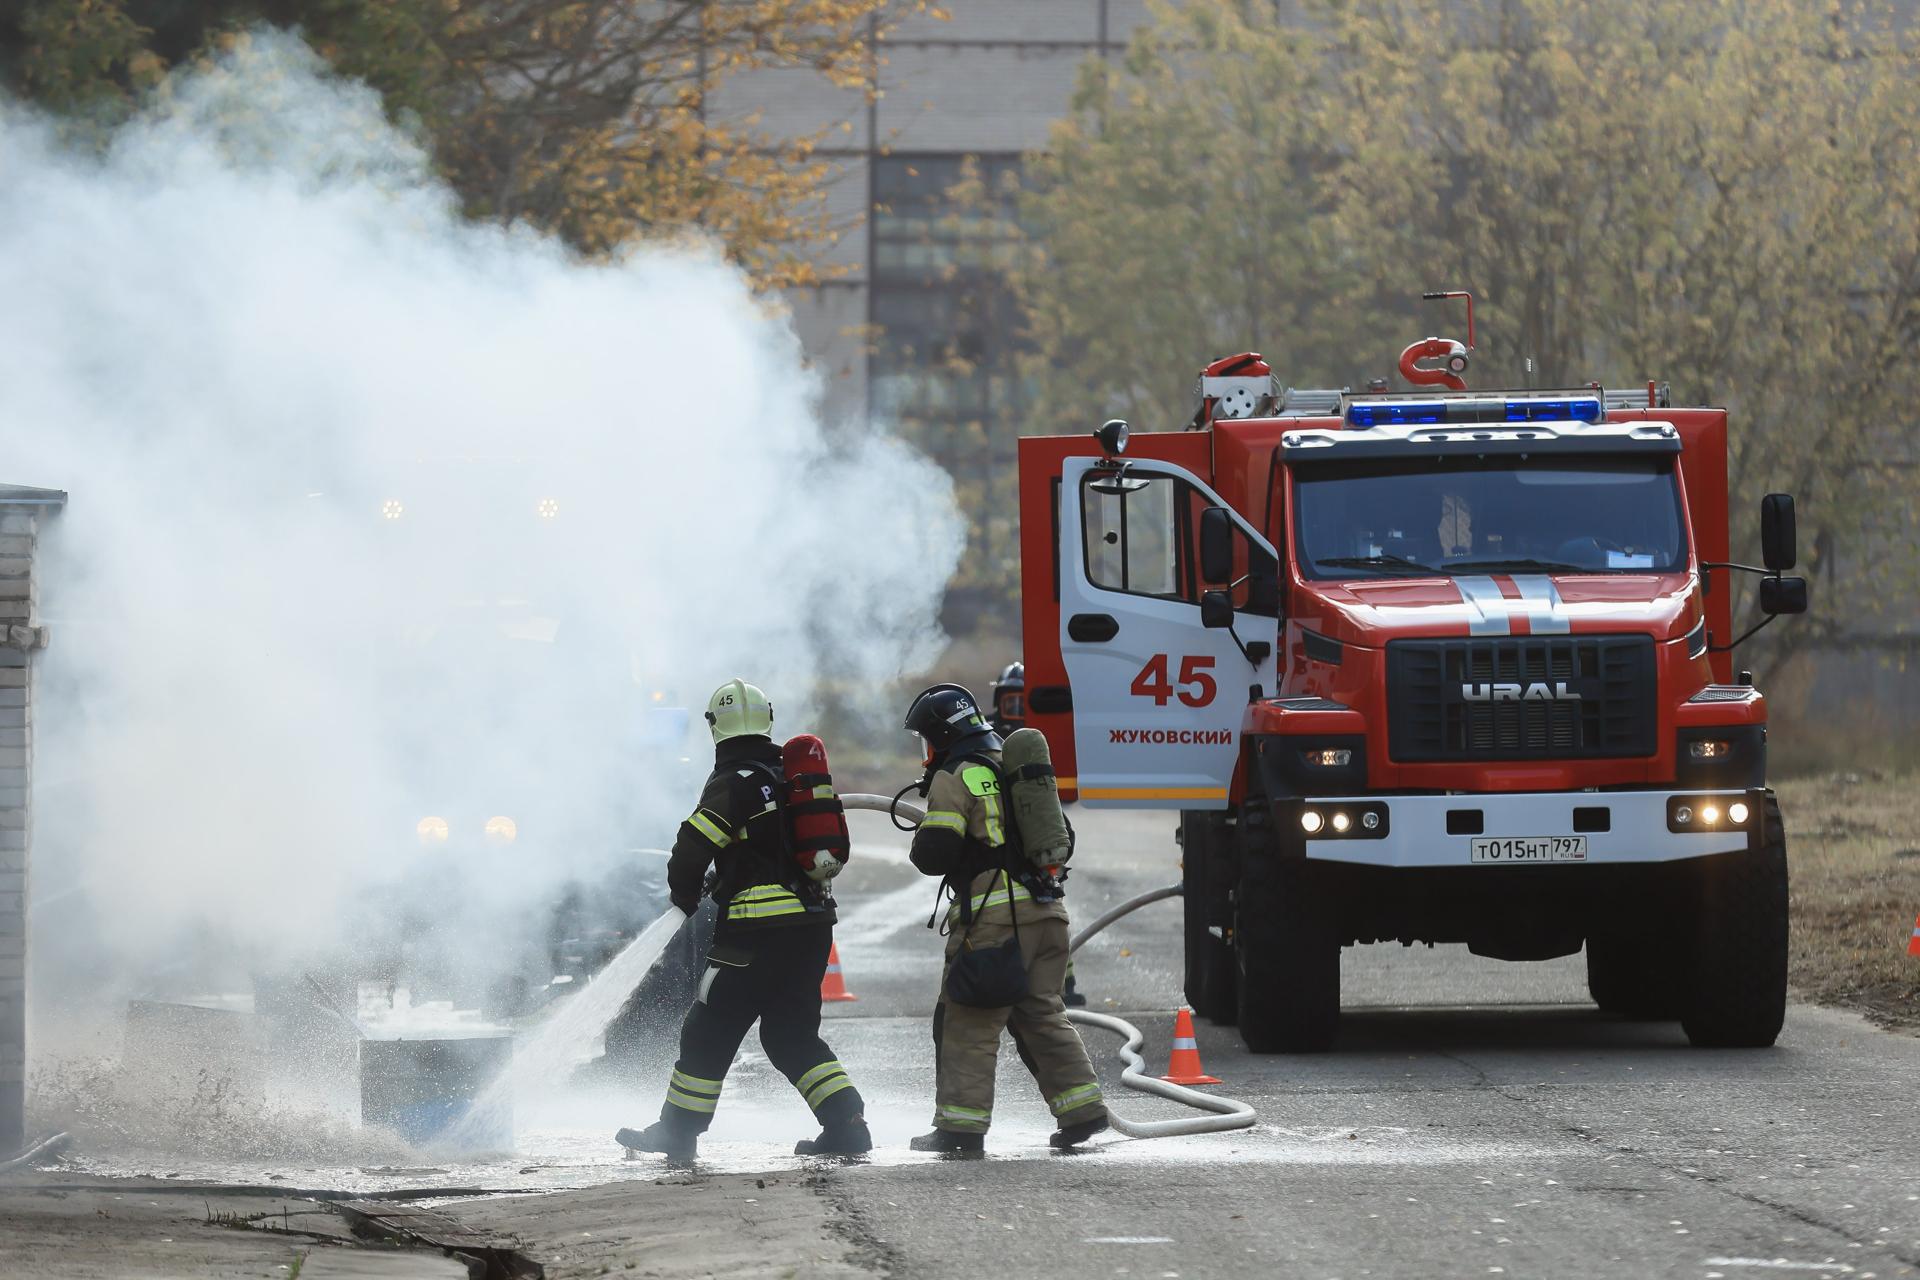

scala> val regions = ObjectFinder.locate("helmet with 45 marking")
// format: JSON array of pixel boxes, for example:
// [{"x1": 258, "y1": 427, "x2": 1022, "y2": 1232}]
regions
[
  {"x1": 706, "y1": 677, "x2": 773, "y2": 744},
  {"x1": 903, "y1": 683, "x2": 1002, "y2": 766}
]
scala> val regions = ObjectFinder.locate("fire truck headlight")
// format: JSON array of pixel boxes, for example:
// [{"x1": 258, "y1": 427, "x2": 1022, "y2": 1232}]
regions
[
  {"x1": 536, "y1": 497, "x2": 560, "y2": 520},
  {"x1": 1688, "y1": 739, "x2": 1732, "y2": 760},
  {"x1": 417, "y1": 816, "x2": 449, "y2": 845},
  {"x1": 485, "y1": 815, "x2": 518, "y2": 845},
  {"x1": 1330, "y1": 811, "x2": 1352, "y2": 833},
  {"x1": 1728, "y1": 801, "x2": 1750, "y2": 825},
  {"x1": 382, "y1": 499, "x2": 405, "y2": 521},
  {"x1": 1362, "y1": 811, "x2": 1380, "y2": 831},
  {"x1": 1700, "y1": 803, "x2": 1721, "y2": 825},
  {"x1": 1674, "y1": 805, "x2": 1693, "y2": 826},
  {"x1": 1302, "y1": 748, "x2": 1352, "y2": 768},
  {"x1": 1300, "y1": 809, "x2": 1325, "y2": 835}
]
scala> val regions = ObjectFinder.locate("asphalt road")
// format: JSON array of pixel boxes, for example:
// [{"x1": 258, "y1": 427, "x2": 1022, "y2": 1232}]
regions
[
  {"x1": 802, "y1": 807, "x2": 1920, "y2": 1280},
  {"x1": 43, "y1": 806, "x2": 1917, "y2": 1278}
]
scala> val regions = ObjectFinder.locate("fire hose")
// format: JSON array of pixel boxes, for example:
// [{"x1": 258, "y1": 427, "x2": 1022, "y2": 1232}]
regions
[{"x1": 841, "y1": 794, "x2": 1256, "y2": 1139}]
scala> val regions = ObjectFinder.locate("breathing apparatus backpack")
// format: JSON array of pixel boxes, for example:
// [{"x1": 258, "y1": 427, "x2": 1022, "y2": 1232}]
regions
[
  {"x1": 997, "y1": 728, "x2": 1074, "y2": 872},
  {"x1": 780, "y1": 734, "x2": 851, "y2": 883}
]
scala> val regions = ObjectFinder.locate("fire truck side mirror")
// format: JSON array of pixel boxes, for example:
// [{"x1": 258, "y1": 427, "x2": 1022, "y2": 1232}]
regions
[
  {"x1": 1759, "y1": 575, "x2": 1808, "y2": 616},
  {"x1": 1760, "y1": 493, "x2": 1797, "y2": 572},
  {"x1": 1200, "y1": 590, "x2": 1234, "y2": 629},
  {"x1": 1199, "y1": 507, "x2": 1234, "y2": 583}
]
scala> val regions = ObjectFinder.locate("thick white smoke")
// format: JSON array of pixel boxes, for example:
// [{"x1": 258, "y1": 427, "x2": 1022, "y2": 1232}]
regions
[{"x1": 1, "y1": 34, "x2": 963, "y2": 1014}]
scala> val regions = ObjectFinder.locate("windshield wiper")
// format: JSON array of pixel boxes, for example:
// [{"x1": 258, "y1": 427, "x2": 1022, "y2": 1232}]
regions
[
  {"x1": 1445, "y1": 558, "x2": 1589, "y2": 574},
  {"x1": 1316, "y1": 554, "x2": 1440, "y2": 575}
]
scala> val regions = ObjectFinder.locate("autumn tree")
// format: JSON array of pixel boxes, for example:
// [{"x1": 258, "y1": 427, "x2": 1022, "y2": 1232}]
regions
[
  {"x1": 1019, "y1": 0, "x2": 1920, "y2": 680},
  {"x1": 2, "y1": 0, "x2": 929, "y2": 288}
]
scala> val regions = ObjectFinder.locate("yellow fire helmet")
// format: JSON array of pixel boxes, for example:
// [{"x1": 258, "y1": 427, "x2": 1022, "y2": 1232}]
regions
[{"x1": 705, "y1": 677, "x2": 774, "y2": 744}]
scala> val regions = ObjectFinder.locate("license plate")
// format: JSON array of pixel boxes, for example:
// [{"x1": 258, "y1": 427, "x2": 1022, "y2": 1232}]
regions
[{"x1": 1470, "y1": 835, "x2": 1587, "y2": 863}]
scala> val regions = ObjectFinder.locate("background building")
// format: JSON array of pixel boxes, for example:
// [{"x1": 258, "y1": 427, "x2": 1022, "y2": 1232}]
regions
[{"x1": 717, "y1": 2, "x2": 1162, "y2": 638}]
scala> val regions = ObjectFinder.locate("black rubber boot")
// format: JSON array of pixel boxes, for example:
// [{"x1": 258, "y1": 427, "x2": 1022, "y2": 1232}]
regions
[
  {"x1": 909, "y1": 1128, "x2": 985, "y2": 1155},
  {"x1": 615, "y1": 1122, "x2": 698, "y2": 1161},
  {"x1": 1049, "y1": 1115, "x2": 1110, "y2": 1149},
  {"x1": 794, "y1": 1116, "x2": 873, "y2": 1156},
  {"x1": 1063, "y1": 974, "x2": 1088, "y2": 1008}
]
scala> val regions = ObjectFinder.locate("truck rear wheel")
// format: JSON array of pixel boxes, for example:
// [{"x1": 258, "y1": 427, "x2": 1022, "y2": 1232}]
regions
[
  {"x1": 1182, "y1": 814, "x2": 1237, "y2": 1024},
  {"x1": 1680, "y1": 796, "x2": 1788, "y2": 1048},
  {"x1": 1235, "y1": 859, "x2": 1339, "y2": 1053},
  {"x1": 1586, "y1": 927, "x2": 1681, "y2": 1019}
]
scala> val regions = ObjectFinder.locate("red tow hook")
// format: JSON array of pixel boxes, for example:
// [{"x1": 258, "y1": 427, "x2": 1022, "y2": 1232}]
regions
[{"x1": 1399, "y1": 336, "x2": 1470, "y2": 390}]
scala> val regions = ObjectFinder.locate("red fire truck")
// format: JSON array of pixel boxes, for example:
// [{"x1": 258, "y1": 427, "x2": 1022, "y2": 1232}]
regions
[{"x1": 1017, "y1": 326, "x2": 1809, "y2": 1052}]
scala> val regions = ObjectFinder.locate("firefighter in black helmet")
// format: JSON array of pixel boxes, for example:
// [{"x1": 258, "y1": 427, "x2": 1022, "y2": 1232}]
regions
[
  {"x1": 988, "y1": 661, "x2": 1025, "y2": 736},
  {"x1": 902, "y1": 684, "x2": 1108, "y2": 1154},
  {"x1": 615, "y1": 679, "x2": 870, "y2": 1160},
  {"x1": 985, "y1": 660, "x2": 1087, "y2": 1007}
]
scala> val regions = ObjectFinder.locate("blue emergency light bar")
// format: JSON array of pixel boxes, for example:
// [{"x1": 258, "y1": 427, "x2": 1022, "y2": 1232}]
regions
[{"x1": 1346, "y1": 395, "x2": 1605, "y2": 428}]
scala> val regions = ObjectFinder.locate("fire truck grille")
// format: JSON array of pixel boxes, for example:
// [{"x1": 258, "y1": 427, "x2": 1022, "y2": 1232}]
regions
[{"x1": 1386, "y1": 635, "x2": 1657, "y2": 762}]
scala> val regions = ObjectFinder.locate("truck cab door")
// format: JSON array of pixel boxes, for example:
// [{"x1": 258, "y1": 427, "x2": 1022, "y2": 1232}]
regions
[{"x1": 1058, "y1": 456, "x2": 1279, "y2": 808}]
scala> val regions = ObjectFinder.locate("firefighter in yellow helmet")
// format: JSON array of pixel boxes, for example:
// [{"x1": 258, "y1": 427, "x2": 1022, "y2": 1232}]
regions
[
  {"x1": 616, "y1": 679, "x2": 869, "y2": 1159},
  {"x1": 903, "y1": 683, "x2": 1108, "y2": 1154}
]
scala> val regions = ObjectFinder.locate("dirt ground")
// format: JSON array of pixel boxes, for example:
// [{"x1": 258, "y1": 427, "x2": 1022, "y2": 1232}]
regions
[{"x1": 1777, "y1": 770, "x2": 1920, "y2": 1033}]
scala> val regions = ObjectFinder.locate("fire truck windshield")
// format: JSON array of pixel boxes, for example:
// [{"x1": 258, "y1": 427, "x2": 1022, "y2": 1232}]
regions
[{"x1": 1293, "y1": 456, "x2": 1687, "y2": 579}]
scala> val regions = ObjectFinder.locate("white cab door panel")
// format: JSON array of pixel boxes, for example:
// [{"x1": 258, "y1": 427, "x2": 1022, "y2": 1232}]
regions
[{"x1": 1058, "y1": 457, "x2": 1279, "y2": 808}]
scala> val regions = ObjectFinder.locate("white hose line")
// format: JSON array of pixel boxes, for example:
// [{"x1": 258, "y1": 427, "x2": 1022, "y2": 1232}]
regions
[
  {"x1": 0, "y1": 1130, "x2": 70, "y2": 1176},
  {"x1": 1064, "y1": 1009, "x2": 1256, "y2": 1137},
  {"x1": 1070, "y1": 883, "x2": 1182, "y2": 954},
  {"x1": 840, "y1": 792, "x2": 1257, "y2": 1139}
]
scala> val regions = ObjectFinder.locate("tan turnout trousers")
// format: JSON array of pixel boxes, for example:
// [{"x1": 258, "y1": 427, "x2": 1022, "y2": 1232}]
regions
[{"x1": 933, "y1": 868, "x2": 1107, "y2": 1134}]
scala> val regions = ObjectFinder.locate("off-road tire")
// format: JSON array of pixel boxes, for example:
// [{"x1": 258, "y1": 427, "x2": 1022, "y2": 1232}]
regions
[
  {"x1": 1235, "y1": 857, "x2": 1340, "y2": 1052},
  {"x1": 1586, "y1": 925, "x2": 1682, "y2": 1019},
  {"x1": 1679, "y1": 795, "x2": 1788, "y2": 1048},
  {"x1": 1182, "y1": 814, "x2": 1238, "y2": 1024}
]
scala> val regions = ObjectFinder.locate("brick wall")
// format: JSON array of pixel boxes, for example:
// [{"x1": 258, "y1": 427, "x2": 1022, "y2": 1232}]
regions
[{"x1": 0, "y1": 494, "x2": 60, "y2": 1157}]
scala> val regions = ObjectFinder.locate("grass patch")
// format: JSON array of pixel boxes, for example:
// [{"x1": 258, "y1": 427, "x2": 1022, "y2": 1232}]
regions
[{"x1": 1778, "y1": 770, "x2": 1920, "y2": 1032}]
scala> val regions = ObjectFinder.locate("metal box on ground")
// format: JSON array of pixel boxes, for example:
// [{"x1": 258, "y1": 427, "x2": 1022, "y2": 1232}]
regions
[{"x1": 358, "y1": 1035, "x2": 511, "y2": 1149}]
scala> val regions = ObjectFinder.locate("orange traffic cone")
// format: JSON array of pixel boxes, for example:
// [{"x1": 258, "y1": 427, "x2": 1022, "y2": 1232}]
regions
[
  {"x1": 1907, "y1": 913, "x2": 1920, "y2": 958},
  {"x1": 1159, "y1": 1007, "x2": 1221, "y2": 1085},
  {"x1": 821, "y1": 944, "x2": 859, "y2": 1002}
]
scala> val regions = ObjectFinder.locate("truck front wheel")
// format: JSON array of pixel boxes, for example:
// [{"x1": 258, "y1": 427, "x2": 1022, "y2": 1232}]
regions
[
  {"x1": 1182, "y1": 813, "x2": 1237, "y2": 1024},
  {"x1": 1680, "y1": 796, "x2": 1789, "y2": 1048},
  {"x1": 1235, "y1": 859, "x2": 1340, "y2": 1053}
]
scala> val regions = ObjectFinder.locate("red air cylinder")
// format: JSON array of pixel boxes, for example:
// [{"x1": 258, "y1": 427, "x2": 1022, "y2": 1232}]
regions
[{"x1": 782, "y1": 734, "x2": 851, "y2": 882}]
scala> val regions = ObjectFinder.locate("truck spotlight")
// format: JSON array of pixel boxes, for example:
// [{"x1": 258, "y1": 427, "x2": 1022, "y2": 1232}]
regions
[
  {"x1": 1362, "y1": 811, "x2": 1380, "y2": 831},
  {"x1": 1729, "y1": 801, "x2": 1751, "y2": 825},
  {"x1": 1331, "y1": 811, "x2": 1352, "y2": 833},
  {"x1": 1300, "y1": 809, "x2": 1325, "y2": 834},
  {"x1": 417, "y1": 816, "x2": 449, "y2": 845},
  {"x1": 485, "y1": 815, "x2": 518, "y2": 844},
  {"x1": 1700, "y1": 804, "x2": 1721, "y2": 825},
  {"x1": 1674, "y1": 805, "x2": 1693, "y2": 826},
  {"x1": 1094, "y1": 419, "x2": 1130, "y2": 456},
  {"x1": 1303, "y1": 748, "x2": 1352, "y2": 767},
  {"x1": 536, "y1": 497, "x2": 560, "y2": 519},
  {"x1": 382, "y1": 499, "x2": 405, "y2": 521}
]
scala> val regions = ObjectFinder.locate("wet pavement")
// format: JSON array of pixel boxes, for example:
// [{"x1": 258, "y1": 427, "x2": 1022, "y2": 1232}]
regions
[{"x1": 27, "y1": 807, "x2": 1920, "y2": 1278}]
